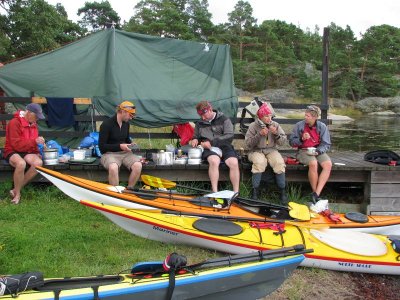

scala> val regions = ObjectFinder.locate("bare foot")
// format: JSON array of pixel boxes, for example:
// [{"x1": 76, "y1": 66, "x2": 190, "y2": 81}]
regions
[
  {"x1": 10, "y1": 190, "x2": 20, "y2": 204},
  {"x1": 11, "y1": 197, "x2": 20, "y2": 204}
]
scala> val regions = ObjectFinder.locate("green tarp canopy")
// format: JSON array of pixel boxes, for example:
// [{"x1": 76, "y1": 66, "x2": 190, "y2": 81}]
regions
[{"x1": 0, "y1": 29, "x2": 237, "y2": 127}]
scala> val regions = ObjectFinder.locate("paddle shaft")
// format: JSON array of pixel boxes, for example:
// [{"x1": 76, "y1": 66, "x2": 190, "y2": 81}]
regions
[
  {"x1": 142, "y1": 175, "x2": 287, "y2": 210},
  {"x1": 175, "y1": 183, "x2": 287, "y2": 209},
  {"x1": 122, "y1": 189, "x2": 197, "y2": 202},
  {"x1": 190, "y1": 245, "x2": 313, "y2": 271}
]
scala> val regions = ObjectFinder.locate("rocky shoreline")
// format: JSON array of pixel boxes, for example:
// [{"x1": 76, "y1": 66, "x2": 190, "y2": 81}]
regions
[{"x1": 238, "y1": 88, "x2": 400, "y2": 117}]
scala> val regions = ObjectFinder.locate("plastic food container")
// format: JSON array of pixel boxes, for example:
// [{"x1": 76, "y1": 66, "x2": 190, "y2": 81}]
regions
[{"x1": 73, "y1": 150, "x2": 86, "y2": 160}]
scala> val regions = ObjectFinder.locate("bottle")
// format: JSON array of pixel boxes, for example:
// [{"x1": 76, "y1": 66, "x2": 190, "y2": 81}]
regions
[{"x1": 177, "y1": 149, "x2": 183, "y2": 158}]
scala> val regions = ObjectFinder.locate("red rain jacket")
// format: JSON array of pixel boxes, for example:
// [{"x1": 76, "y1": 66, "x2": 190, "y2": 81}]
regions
[{"x1": 3, "y1": 110, "x2": 40, "y2": 158}]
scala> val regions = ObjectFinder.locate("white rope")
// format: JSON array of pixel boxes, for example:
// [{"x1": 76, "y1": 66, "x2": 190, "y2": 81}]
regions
[{"x1": 147, "y1": 129, "x2": 152, "y2": 148}]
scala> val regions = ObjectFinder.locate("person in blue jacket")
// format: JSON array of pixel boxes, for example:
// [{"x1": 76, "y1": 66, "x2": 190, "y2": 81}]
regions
[{"x1": 289, "y1": 105, "x2": 332, "y2": 202}]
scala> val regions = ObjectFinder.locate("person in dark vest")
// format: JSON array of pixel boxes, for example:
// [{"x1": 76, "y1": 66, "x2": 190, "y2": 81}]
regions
[
  {"x1": 245, "y1": 103, "x2": 288, "y2": 204},
  {"x1": 289, "y1": 105, "x2": 332, "y2": 202},
  {"x1": 191, "y1": 101, "x2": 240, "y2": 193},
  {"x1": 3, "y1": 103, "x2": 45, "y2": 204},
  {"x1": 99, "y1": 101, "x2": 142, "y2": 188}
]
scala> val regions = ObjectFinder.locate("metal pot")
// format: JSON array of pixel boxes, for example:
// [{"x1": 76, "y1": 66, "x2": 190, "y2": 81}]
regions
[
  {"x1": 156, "y1": 151, "x2": 173, "y2": 165},
  {"x1": 188, "y1": 147, "x2": 203, "y2": 159},
  {"x1": 187, "y1": 158, "x2": 202, "y2": 165},
  {"x1": 43, "y1": 149, "x2": 58, "y2": 160}
]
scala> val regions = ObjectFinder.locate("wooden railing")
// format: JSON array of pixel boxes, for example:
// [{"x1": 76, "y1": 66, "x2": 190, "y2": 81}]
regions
[{"x1": 0, "y1": 96, "x2": 330, "y2": 142}]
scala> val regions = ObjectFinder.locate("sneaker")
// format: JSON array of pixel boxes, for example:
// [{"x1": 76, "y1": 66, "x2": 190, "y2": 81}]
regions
[{"x1": 310, "y1": 192, "x2": 320, "y2": 204}]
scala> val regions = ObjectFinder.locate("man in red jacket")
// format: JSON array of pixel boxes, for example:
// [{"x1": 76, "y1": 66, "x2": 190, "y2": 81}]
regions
[{"x1": 3, "y1": 103, "x2": 45, "y2": 204}]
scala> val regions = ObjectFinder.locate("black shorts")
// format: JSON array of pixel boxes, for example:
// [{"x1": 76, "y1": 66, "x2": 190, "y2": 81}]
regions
[
  {"x1": 202, "y1": 145, "x2": 237, "y2": 162},
  {"x1": 5, "y1": 152, "x2": 29, "y2": 162}
]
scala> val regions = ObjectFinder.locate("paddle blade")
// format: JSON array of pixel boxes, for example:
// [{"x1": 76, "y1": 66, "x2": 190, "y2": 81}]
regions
[
  {"x1": 141, "y1": 175, "x2": 176, "y2": 189},
  {"x1": 288, "y1": 202, "x2": 311, "y2": 221}
]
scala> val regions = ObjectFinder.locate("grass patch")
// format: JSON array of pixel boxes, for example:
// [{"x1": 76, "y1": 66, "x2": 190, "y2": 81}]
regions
[
  {"x1": 0, "y1": 183, "x2": 220, "y2": 277},
  {"x1": 284, "y1": 113, "x2": 305, "y2": 119},
  {"x1": 1, "y1": 181, "x2": 393, "y2": 299},
  {"x1": 130, "y1": 125, "x2": 175, "y2": 149},
  {"x1": 330, "y1": 107, "x2": 362, "y2": 118}
]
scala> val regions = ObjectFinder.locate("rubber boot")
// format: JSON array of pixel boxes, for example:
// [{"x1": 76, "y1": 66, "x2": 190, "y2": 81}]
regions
[
  {"x1": 275, "y1": 173, "x2": 288, "y2": 204},
  {"x1": 279, "y1": 189, "x2": 288, "y2": 205},
  {"x1": 252, "y1": 173, "x2": 262, "y2": 200},
  {"x1": 252, "y1": 188, "x2": 259, "y2": 200},
  {"x1": 260, "y1": 167, "x2": 274, "y2": 194}
]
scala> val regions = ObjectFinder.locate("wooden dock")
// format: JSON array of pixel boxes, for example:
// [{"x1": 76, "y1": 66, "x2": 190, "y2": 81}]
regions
[{"x1": 1, "y1": 151, "x2": 399, "y2": 215}]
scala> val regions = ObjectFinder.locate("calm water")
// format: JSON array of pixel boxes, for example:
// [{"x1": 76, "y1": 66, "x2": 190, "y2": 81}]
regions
[{"x1": 329, "y1": 115, "x2": 400, "y2": 152}]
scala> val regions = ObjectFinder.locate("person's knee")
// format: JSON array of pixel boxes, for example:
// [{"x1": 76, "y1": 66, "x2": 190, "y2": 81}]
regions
[
  {"x1": 227, "y1": 157, "x2": 239, "y2": 169},
  {"x1": 131, "y1": 162, "x2": 142, "y2": 172},
  {"x1": 321, "y1": 160, "x2": 332, "y2": 171},
  {"x1": 31, "y1": 159, "x2": 43, "y2": 168},
  {"x1": 272, "y1": 163, "x2": 285, "y2": 174},
  {"x1": 208, "y1": 156, "x2": 220, "y2": 167},
  {"x1": 108, "y1": 163, "x2": 119, "y2": 175},
  {"x1": 252, "y1": 163, "x2": 266, "y2": 173},
  {"x1": 14, "y1": 160, "x2": 27, "y2": 170},
  {"x1": 308, "y1": 160, "x2": 318, "y2": 170}
]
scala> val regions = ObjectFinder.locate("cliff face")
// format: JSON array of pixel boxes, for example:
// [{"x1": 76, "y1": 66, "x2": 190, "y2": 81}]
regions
[
  {"x1": 355, "y1": 96, "x2": 400, "y2": 113},
  {"x1": 238, "y1": 88, "x2": 400, "y2": 114}
]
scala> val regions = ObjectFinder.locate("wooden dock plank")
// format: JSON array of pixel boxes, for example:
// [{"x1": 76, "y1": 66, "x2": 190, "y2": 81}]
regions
[{"x1": 1, "y1": 151, "x2": 399, "y2": 214}]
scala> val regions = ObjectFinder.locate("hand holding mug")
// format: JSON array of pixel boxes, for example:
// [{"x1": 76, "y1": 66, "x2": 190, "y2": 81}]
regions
[
  {"x1": 191, "y1": 139, "x2": 199, "y2": 147},
  {"x1": 269, "y1": 124, "x2": 278, "y2": 135},
  {"x1": 36, "y1": 136, "x2": 45, "y2": 145},
  {"x1": 121, "y1": 143, "x2": 131, "y2": 151},
  {"x1": 260, "y1": 127, "x2": 269, "y2": 136}
]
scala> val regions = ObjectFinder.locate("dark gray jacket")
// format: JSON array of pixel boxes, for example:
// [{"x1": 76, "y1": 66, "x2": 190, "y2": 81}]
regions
[{"x1": 193, "y1": 110, "x2": 234, "y2": 147}]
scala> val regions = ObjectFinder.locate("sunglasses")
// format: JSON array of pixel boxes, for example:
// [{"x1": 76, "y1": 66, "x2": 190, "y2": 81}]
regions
[
  {"x1": 306, "y1": 105, "x2": 318, "y2": 111},
  {"x1": 120, "y1": 105, "x2": 136, "y2": 116},
  {"x1": 197, "y1": 108, "x2": 210, "y2": 116},
  {"x1": 121, "y1": 105, "x2": 135, "y2": 110}
]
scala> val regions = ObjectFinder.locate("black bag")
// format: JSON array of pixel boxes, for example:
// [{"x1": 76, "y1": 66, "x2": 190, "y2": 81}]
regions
[
  {"x1": 0, "y1": 272, "x2": 44, "y2": 296},
  {"x1": 364, "y1": 150, "x2": 400, "y2": 165}
]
